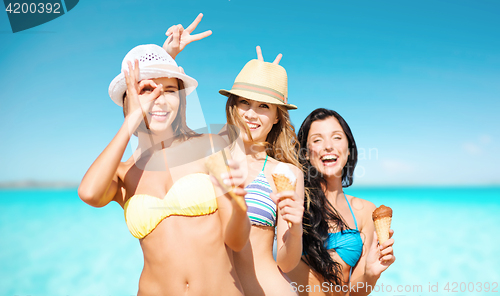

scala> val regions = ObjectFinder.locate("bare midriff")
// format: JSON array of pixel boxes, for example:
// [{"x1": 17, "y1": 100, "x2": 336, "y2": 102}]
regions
[
  {"x1": 136, "y1": 214, "x2": 244, "y2": 296},
  {"x1": 234, "y1": 226, "x2": 298, "y2": 296},
  {"x1": 287, "y1": 252, "x2": 351, "y2": 296}
]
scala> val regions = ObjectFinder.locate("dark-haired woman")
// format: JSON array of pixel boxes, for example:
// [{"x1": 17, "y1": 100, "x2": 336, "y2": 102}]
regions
[{"x1": 287, "y1": 108, "x2": 395, "y2": 296}]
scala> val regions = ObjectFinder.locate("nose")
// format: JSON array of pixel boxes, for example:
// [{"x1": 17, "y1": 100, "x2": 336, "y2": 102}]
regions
[
  {"x1": 154, "y1": 89, "x2": 167, "y2": 104},
  {"x1": 323, "y1": 138, "x2": 334, "y2": 152},
  {"x1": 243, "y1": 107, "x2": 258, "y2": 120}
]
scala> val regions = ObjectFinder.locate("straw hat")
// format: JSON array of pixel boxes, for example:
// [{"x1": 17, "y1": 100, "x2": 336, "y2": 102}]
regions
[
  {"x1": 109, "y1": 44, "x2": 198, "y2": 107},
  {"x1": 219, "y1": 59, "x2": 297, "y2": 109}
]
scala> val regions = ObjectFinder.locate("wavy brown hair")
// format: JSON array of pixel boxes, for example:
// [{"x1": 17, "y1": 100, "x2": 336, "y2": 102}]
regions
[{"x1": 225, "y1": 94, "x2": 300, "y2": 169}]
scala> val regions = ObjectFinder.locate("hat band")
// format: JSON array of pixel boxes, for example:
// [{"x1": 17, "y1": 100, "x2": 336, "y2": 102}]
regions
[
  {"x1": 144, "y1": 64, "x2": 181, "y2": 73},
  {"x1": 231, "y1": 82, "x2": 287, "y2": 104}
]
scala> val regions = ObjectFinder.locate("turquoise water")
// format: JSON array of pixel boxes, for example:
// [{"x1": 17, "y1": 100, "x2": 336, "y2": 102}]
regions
[
  {"x1": 347, "y1": 187, "x2": 500, "y2": 296},
  {"x1": 1, "y1": 187, "x2": 499, "y2": 296}
]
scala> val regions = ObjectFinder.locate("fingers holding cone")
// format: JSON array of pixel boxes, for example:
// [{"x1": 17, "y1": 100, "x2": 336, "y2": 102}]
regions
[
  {"x1": 272, "y1": 163, "x2": 298, "y2": 228},
  {"x1": 205, "y1": 151, "x2": 247, "y2": 211}
]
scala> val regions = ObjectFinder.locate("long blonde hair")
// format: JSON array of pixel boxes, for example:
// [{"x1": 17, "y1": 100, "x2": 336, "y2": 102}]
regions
[{"x1": 225, "y1": 94, "x2": 301, "y2": 169}]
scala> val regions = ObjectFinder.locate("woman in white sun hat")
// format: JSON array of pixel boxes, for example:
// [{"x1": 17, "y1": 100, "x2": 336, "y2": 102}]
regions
[
  {"x1": 79, "y1": 15, "x2": 250, "y2": 296},
  {"x1": 165, "y1": 18, "x2": 304, "y2": 294}
]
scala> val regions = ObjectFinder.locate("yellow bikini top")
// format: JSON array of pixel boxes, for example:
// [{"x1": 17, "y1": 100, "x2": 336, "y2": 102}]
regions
[{"x1": 124, "y1": 173, "x2": 218, "y2": 239}]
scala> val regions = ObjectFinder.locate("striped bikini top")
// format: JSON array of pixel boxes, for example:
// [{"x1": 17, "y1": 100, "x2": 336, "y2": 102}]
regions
[{"x1": 244, "y1": 155, "x2": 276, "y2": 227}]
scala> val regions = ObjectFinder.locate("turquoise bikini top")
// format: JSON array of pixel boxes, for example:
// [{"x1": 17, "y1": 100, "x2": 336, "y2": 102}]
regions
[{"x1": 325, "y1": 193, "x2": 363, "y2": 267}]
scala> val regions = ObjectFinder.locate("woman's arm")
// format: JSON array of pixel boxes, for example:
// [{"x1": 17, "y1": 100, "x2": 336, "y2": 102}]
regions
[
  {"x1": 78, "y1": 116, "x2": 136, "y2": 207},
  {"x1": 210, "y1": 135, "x2": 250, "y2": 251},
  {"x1": 275, "y1": 165, "x2": 305, "y2": 273},
  {"x1": 349, "y1": 200, "x2": 396, "y2": 296},
  {"x1": 78, "y1": 60, "x2": 162, "y2": 207},
  {"x1": 217, "y1": 180, "x2": 251, "y2": 252}
]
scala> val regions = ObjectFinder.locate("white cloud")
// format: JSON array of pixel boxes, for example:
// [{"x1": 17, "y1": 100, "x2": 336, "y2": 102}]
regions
[
  {"x1": 463, "y1": 142, "x2": 482, "y2": 155},
  {"x1": 479, "y1": 134, "x2": 492, "y2": 144},
  {"x1": 463, "y1": 134, "x2": 492, "y2": 156}
]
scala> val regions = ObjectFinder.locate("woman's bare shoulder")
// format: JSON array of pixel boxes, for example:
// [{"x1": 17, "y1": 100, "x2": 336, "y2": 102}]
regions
[
  {"x1": 267, "y1": 156, "x2": 300, "y2": 171},
  {"x1": 347, "y1": 194, "x2": 377, "y2": 218}
]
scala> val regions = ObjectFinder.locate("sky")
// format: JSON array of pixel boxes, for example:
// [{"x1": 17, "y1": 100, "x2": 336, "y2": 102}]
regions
[{"x1": 0, "y1": 0, "x2": 499, "y2": 186}]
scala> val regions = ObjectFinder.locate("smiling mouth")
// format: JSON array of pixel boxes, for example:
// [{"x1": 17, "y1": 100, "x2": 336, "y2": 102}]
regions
[
  {"x1": 320, "y1": 154, "x2": 338, "y2": 166},
  {"x1": 246, "y1": 122, "x2": 260, "y2": 130},
  {"x1": 149, "y1": 111, "x2": 169, "y2": 122}
]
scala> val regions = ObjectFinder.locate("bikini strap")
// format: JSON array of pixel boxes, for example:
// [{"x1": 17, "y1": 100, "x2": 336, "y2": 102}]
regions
[
  {"x1": 262, "y1": 155, "x2": 268, "y2": 171},
  {"x1": 343, "y1": 192, "x2": 358, "y2": 230}
]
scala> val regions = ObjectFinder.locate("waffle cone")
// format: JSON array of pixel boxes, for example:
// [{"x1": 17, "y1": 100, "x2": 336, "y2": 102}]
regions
[
  {"x1": 272, "y1": 174, "x2": 296, "y2": 228},
  {"x1": 373, "y1": 217, "x2": 392, "y2": 245},
  {"x1": 205, "y1": 152, "x2": 247, "y2": 211},
  {"x1": 272, "y1": 174, "x2": 296, "y2": 192}
]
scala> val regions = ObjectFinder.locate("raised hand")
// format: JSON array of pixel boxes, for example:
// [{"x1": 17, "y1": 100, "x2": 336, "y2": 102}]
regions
[
  {"x1": 220, "y1": 159, "x2": 247, "y2": 198},
  {"x1": 123, "y1": 59, "x2": 162, "y2": 131},
  {"x1": 364, "y1": 229, "x2": 396, "y2": 277},
  {"x1": 207, "y1": 157, "x2": 248, "y2": 211},
  {"x1": 163, "y1": 13, "x2": 212, "y2": 59},
  {"x1": 256, "y1": 45, "x2": 282, "y2": 64}
]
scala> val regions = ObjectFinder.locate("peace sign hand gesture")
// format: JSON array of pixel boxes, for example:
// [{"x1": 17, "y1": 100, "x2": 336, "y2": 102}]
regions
[
  {"x1": 255, "y1": 46, "x2": 282, "y2": 64},
  {"x1": 163, "y1": 13, "x2": 212, "y2": 59}
]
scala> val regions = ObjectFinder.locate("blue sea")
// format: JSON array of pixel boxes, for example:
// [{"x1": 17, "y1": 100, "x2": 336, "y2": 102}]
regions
[{"x1": 1, "y1": 187, "x2": 499, "y2": 296}]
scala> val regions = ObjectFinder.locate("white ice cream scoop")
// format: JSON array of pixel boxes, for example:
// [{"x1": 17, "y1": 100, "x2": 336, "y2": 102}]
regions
[{"x1": 272, "y1": 163, "x2": 297, "y2": 185}]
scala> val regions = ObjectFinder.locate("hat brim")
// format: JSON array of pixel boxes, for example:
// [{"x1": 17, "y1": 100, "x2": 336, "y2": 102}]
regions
[
  {"x1": 109, "y1": 68, "x2": 198, "y2": 107},
  {"x1": 219, "y1": 89, "x2": 297, "y2": 110}
]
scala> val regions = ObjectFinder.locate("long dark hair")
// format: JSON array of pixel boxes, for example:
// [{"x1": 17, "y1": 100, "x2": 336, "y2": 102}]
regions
[{"x1": 297, "y1": 108, "x2": 358, "y2": 285}]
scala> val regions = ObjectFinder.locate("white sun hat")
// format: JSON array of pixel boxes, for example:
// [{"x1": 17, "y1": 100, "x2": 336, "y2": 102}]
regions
[{"x1": 108, "y1": 44, "x2": 198, "y2": 106}]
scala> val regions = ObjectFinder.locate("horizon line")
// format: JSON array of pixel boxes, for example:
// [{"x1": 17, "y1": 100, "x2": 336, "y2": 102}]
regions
[{"x1": 0, "y1": 180, "x2": 499, "y2": 190}]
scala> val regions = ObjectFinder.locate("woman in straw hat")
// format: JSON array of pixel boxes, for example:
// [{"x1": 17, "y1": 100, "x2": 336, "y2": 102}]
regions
[
  {"x1": 79, "y1": 15, "x2": 251, "y2": 296},
  {"x1": 286, "y1": 108, "x2": 396, "y2": 296},
  {"x1": 219, "y1": 47, "x2": 305, "y2": 296},
  {"x1": 165, "y1": 18, "x2": 304, "y2": 295}
]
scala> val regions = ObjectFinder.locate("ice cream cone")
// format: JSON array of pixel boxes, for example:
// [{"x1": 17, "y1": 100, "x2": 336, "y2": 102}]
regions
[
  {"x1": 372, "y1": 205, "x2": 392, "y2": 245},
  {"x1": 272, "y1": 174, "x2": 296, "y2": 192},
  {"x1": 205, "y1": 151, "x2": 247, "y2": 211},
  {"x1": 272, "y1": 174, "x2": 294, "y2": 228}
]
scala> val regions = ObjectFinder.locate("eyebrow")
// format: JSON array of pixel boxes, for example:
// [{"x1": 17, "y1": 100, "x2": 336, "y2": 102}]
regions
[
  {"x1": 164, "y1": 85, "x2": 178, "y2": 89},
  {"x1": 309, "y1": 130, "x2": 344, "y2": 138}
]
